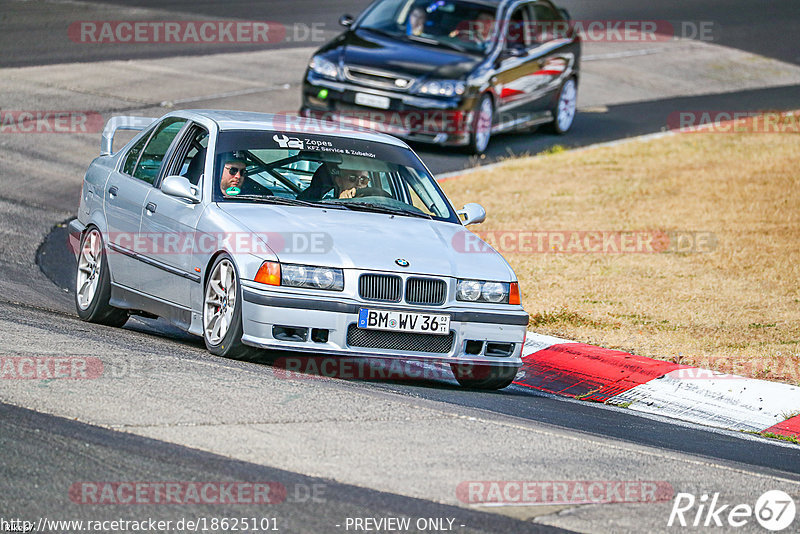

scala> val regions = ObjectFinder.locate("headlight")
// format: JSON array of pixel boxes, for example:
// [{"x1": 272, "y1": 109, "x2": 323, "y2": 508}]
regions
[
  {"x1": 309, "y1": 56, "x2": 339, "y2": 79},
  {"x1": 418, "y1": 80, "x2": 466, "y2": 97},
  {"x1": 255, "y1": 262, "x2": 343, "y2": 291},
  {"x1": 457, "y1": 280, "x2": 520, "y2": 304}
]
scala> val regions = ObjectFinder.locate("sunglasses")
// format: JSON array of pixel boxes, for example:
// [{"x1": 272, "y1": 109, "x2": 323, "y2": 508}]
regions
[
  {"x1": 345, "y1": 174, "x2": 369, "y2": 184},
  {"x1": 226, "y1": 166, "x2": 246, "y2": 176}
]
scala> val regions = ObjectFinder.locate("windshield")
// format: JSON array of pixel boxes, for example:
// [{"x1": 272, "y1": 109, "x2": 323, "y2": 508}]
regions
[
  {"x1": 213, "y1": 130, "x2": 459, "y2": 223},
  {"x1": 358, "y1": 0, "x2": 498, "y2": 54}
]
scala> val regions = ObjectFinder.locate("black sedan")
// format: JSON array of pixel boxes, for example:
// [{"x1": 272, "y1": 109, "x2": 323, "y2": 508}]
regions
[{"x1": 300, "y1": 0, "x2": 580, "y2": 153}]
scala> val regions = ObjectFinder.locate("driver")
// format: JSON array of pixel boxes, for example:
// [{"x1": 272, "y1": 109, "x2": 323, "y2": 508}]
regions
[
  {"x1": 220, "y1": 157, "x2": 247, "y2": 196},
  {"x1": 406, "y1": 7, "x2": 427, "y2": 36},
  {"x1": 219, "y1": 154, "x2": 271, "y2": 197}
]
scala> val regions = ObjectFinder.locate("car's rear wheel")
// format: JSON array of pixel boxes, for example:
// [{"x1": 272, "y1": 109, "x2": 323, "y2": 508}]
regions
[
  {"x1": 451, "y1": 363, "x2": 518, "y2": 390},
  {"x1": 75, "y1": 227, "x2": 128, "y2": 327},
  {"x1": 549, "y1": 77, "x2": 577, "y2": 134},
  {"x1": 467, "y1": 94, "x2": 493, "y2": 154},
  {"x1": 203, "y1": 254, "x2": 254, "y2": 360}
]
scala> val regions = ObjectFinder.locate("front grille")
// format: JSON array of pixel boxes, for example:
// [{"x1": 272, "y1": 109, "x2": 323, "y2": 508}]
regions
[
  {"x1": 405, "y1": 277, "x2": 446, "y2": 306},
  {"x1": 359, "y1": 274, "x2": 402, "y2": 302},
  {"x1": 347, "y1": 324, "x2": 454, "y2": 353},
  {"x1": 344, "y1": 66, "x2": 414, "y2": 91}
]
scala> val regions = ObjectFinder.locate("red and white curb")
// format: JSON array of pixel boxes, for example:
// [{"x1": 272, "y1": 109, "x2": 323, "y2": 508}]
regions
[{"x1": 516, "y1": 333, "x2": 800, "y2": 440}]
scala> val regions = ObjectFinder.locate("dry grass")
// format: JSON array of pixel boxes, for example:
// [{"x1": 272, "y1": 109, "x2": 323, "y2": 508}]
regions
[{"x1": 441, "y1": 133, "x2": 800, "y2": 384}]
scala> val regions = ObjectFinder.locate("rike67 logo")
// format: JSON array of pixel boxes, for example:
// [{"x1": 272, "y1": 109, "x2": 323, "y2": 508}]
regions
[{"x1": 668, "y1": 490, "x2": 796, "y2": 531}]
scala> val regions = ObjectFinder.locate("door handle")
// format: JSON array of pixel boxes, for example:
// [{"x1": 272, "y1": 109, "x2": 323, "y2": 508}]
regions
[
  {"x1": 108, "y1": 186, "x2": 118, "y2": 198},
  {"x1": 145, "y1": 202, "x2": 157, "y2": 214}
]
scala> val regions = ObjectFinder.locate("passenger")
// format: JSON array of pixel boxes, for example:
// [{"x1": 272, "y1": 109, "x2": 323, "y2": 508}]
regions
[
  {"x1": 297, "y1": 164, "x2": 370, "y2": 200},
  {"x1": 334, "y1": 167, "x2": 371, "y2": 199}
]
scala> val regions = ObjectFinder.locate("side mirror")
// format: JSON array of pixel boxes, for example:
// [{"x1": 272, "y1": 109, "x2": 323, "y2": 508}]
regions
[
  {"x1": 498, "y1": 46, "x2": 526, "y2": 62},
  {"x1": 558, "y1": 8, "x2": 571, "y2": 21},
  {"x1": 162, "y1": 175, "x2": 201, "y2": 204},
  {"x1": 457, "y1": 203, "x2": 486, "y2": 225},
  {"x1": 339, "y1": 14, "x2": 354, "y2": 28}
]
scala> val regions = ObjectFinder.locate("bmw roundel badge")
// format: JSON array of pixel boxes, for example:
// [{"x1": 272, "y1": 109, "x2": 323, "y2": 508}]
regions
[{"x1": 395, "y1": 258, "x2": 409, "y2": 267}]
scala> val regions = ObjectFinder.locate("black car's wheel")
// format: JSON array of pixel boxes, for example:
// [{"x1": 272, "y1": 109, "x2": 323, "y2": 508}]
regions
[
  {"x1": 548, "y1": 77, "x2": 577, "y2": 134},
  {"x1": 203, "y1": 254, "x2": 255, "y2": 360},
  {"x1": 451, "y1": 363, "x2": 518, "y2": 390},
  {"x1": 467, "y1": 94, "x2": 494, "y2": 154},
  {"x1": 75, "y1": 227, "x2": 129, "y2": 327}
]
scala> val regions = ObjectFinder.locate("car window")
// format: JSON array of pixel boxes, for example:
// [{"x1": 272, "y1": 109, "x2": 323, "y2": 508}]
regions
[
  {"x1": 121, "y1": 129, "x2": 153, "y2": 176},
  {"x1": 506, "y1": 4, "x2": 535, "y2": 48},
  {"x1": 132, "y1": 118, "x2": 187, "y2": 185},
  {"x1": 532, "y1": 2, "x2": 562, "y2": 42},
  {"x1": 166, "y1": 125, "x2": 209, "y2": 186},
  {"x1": 211, "y1": 131, "x2": 460, "y2": 223},
  {"x1": 359, "y1": 0, "x2": 499, "y2": 55}
]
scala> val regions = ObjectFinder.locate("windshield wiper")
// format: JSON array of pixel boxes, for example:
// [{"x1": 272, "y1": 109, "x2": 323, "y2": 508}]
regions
[
  {"x1": 360, "y1": 26, "x2": 402, "y2": 40},
  {"x1": 405, "y1": 34, "x2": 469, "y2": 54},
  {"x1": 224, "y1": 195, "x2": 344, "y2": 209},
  {"x1": 328, "y1": 201, "x2": 432, "y2": 219}
]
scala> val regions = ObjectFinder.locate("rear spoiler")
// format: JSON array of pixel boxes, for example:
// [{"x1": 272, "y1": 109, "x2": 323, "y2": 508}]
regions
[{"x1": 101, "y1": 116, "x2": 157, "y2": 156}]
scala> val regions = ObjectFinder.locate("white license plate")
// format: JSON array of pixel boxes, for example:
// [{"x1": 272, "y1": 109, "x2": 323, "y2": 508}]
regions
[
  {"x1": 354, "y1": 92, "x2": 391, "y2": 109},
  {"x1": 358, "y1": 308, "x2": 450, "y2": 335}
]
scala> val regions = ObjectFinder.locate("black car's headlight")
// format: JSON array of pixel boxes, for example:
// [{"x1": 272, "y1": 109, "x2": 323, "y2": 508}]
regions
[
  {"x1": 456, "y1": 279, "x2": 520, "y2": 304},
  {"x1": 256, "y1": 261, "x2": 344, "y2": 291},
  {"x1": 418, "y1": 80, "x2": 466, "y2": 97},
  {"x1": 309, "y1": 56, "x2": 339, "y2": 79}
]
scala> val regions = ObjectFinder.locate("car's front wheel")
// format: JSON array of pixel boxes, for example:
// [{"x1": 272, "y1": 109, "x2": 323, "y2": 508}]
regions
[
  {"x1": 451, "y1": 363, "x2": 518, "y2": 390},
  {"x1": 75, "y1": 227, "x2": 128, "y2": 327},
  {"x1": 203, "y1": 254, "x2": 254, "y2": 360},
  {"x1": 467, "y1": 93, "x2": 493, "y2": 154}
]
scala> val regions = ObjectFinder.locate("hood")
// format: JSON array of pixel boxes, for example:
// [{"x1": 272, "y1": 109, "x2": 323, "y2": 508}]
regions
[
  {"x1": 217, "y1": 203, "x2": 514, "y2": 281},
  {"x1": 334, "y1": 28, "x2": 482, "y2": 80}
]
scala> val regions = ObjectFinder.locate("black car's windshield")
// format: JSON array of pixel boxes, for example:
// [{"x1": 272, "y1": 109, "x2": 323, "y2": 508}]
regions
[
  {"x1": 213, "y1": 130, "x2": 459, "y2": 223},
  {"x1": 359, "y1": 0, "x2": 498, "y2": 54}
]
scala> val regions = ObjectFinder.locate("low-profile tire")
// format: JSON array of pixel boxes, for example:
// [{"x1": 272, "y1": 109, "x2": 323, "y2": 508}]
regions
[
  {"x1": 466, "y1": 93, "x2": 494, "y2": 154},
  {"x1": 75, "y1": 227, "x2": 128, "y2": 327},
  {"x1": 202, "y1": 254, "x2": 255, "y2": 360},
  {"x1": 547, "y1": 77, "x2": 577, "y2": 135},
  {"x1": 451, "y1": 363, "x2": 518, "y2": 390}
]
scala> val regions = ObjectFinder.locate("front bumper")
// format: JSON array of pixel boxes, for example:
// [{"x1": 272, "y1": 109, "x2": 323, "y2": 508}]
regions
[
  {"x1": 301, "y1": 74, "x2": 477, "y2": 147},
  {"x1": 240, "y1": 281, "x2": 527, "y2": 368}
]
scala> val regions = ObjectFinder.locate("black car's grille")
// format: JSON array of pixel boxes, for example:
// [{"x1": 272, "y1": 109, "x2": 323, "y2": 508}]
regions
[
  {"x1": 344, "y1": 66, "x2": 414, "y2": 91},
  {"x1": 405, "y1": 277, "x2": 447, "y2": 306},
  {"x1": 347, "y1": 324, "x2": 454, "y2": 353},
  {"x1": 359, "y1": 274, "x2": 402, "y2": 302}
]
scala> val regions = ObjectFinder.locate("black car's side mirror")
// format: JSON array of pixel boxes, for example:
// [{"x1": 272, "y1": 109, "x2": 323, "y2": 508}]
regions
[
  {"x1": 498, "y1": 46, "x2": 526, "y2": 62},
  {"x1": 339, "y1": 14, "x2": 354, "y2": 28}
]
